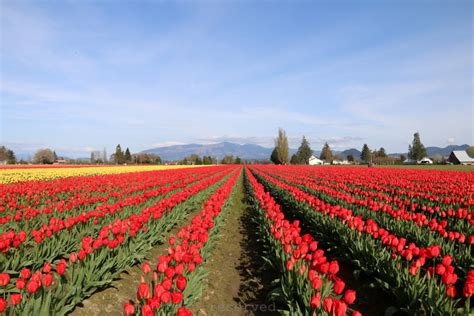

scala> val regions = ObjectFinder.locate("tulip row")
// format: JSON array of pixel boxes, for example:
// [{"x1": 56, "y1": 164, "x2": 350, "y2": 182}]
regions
[
  {"x1": 263, "y1": 166, "x2": 473, "y2": 225},
  {"x1": 0, "y1": 165, "x2": 196, "y2": 184},
  {"x1": 272, "y1": 166, "x2": 473, "y2": 217},
  {"x1": 259, "y1": 168, "x2": 472, "y2": 251},
  {"x1": 1, "y1": 168, "x2": 225, "y2": 273},
  {"x1": 244, "y1": 168, "x2": 359, "y2": 315},
  {"x1": 0, "y1": 166, "x2": 237, "y2": 314},
  {"x1": 123, "y1": 167, "x2": 241, "y2": 316},
  {"x1": 255, "y1": 167, "x2": 473, "y2": 276},
  {"x1": 1, "y1": 167, "x2": 218, "y2": 228},
  {"x1": 249, "y1": 167, "x2": 472, "y2": 314},
  {"x1": 1, "y1": 168, "x2": 219, "y2": 253}
]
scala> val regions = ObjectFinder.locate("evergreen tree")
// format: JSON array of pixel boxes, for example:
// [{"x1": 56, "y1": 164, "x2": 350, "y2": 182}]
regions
[
  {"x1": 408, "y1": 132, "x2": 427, "y2": 160},
  {"x1": 272, "y1": 128, "x2": 289, "y2": 164},
  {"x1": 124, "y1": 148, "x2": 132, "y2": 163},
  {"x1": 221, "y1": 155, "x2": 234, "y2": 164},
  {"x1": 295, "y1": 136, "x2": 312, "y2": 165},
  {"x1": 319, "y1": 142, "x2": 333, "y2": 162},
  {"x1": 115, "y1": 144, "x2": 124, "y2": 164},
  {"x1": 235, "y1": 156, "x2": 242, "y2": 164},
  {"x1": 6, "y1": 150, "x2": 16, "y2": 164},
  {"x1": 377, "y1": 147, "x2": 387, "y2": 158},
  {"x1": 270, "y1": 148, "x2": 279, "y2": 164},
  {"x1": 203, "y1": 156, "x2": 212, "y2": 165},
  {"x1": 347, "y1": 155, "x2": 354, "y2": 162},
  {"x1": 53, "y1": 151, "x2": 58, "y2": 161},
  {"x1": 361, "y1": 144, "x2": 371, "y2": 163},
  {"x1": 290, "y1": 154, "x2": 300, "y2": 165}
]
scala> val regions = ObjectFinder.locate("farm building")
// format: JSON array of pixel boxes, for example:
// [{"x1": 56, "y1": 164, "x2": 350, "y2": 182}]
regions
[
  {"x1": 448, "y1": 151, "x2": 474, "y2": 165},
  {"x1": 308, "y1": 155, "x2": 324, "y2": 165},
  {"x1": 418, "y1": 157, "x2": 433, "y2": 164}
]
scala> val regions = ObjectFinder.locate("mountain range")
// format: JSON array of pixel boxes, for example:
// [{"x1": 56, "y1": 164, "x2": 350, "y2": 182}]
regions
[{"x1": 142, "y1": 142, "x2": 470, "y2": 161}]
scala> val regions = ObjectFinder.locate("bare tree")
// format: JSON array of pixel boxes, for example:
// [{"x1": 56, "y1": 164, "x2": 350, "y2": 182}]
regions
[{"x1": 34, "y1": 148, "x2": 55, "y2": 164}]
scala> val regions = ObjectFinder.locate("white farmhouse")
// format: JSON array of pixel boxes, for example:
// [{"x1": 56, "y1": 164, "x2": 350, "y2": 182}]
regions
[
  {"x1": 417, "y1": 157, "x2": 433, "y2": 164},
  {"x1": 308, "y1": 155, "x2": 324, "y2": 165}
]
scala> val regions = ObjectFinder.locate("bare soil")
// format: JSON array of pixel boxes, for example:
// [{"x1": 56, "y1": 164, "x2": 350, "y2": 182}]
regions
[{"x1": 191, "y1": 173, "x2": 278, "y2": 316}]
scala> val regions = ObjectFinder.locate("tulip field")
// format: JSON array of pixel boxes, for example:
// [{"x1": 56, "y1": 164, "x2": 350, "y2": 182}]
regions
[{"x1": 0, "y1": 164, "x2": 472, "y2": 315}]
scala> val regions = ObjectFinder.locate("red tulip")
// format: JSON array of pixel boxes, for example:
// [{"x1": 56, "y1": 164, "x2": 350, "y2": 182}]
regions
[
  {"x1": 0, "y1": 298, "x2": 6, "y2": 312},
  {"x1": 16, "y1": 278, "x2": 26, "y2": 290},
  {"x1": 176, "y1": 275, "x2": 187, "y2": 291},
  {"x1": 141, "y1": 304, "x2": 154, "y2": 316},
  {"x1": 333, "y1": 300, "x2": 347, "y2": 316},
  {"x1": 142, "y1": 262, "x2": 151, "y2": 274},
  {"x1": 10, "y1": 293, "x2": 22, "y2": 305},
  {"x1": 177, "y1": 306, "x2": 193, "y2": 316},
  {"x1": 310, "y1": 292, "x2": 321, "y2": 309},
  {"x1": 78, "y1": 250, "x2": 87, "y2": 261},
  {"x1": 442, "y1": 255, "x2": 453, "y2": 267},
  {"x1": 27, "y1": 280, "x2": 40, "y2": 293},
  {"x1": 137, "y1": 282, "x2": 150, "y2": 299},
  {"x1": 333, "y1": 278, "x2": 345, "y2": 295},
  {"x1": 20, "y1": 268, "x2": 31, "y2": 279},
  {"x1": 171, "y1": 291, "x2": 183, "y2": 304},
  {"x1": 162, "y1": 278, "x2": 173, "y2": 291},
  {"x1": 312, "y1": 276, "x2": 322, "y2": 290},
  {"x1": 69, "y1": 252, "x2": 77, "y2": 263},
  {"x1": 43, "y1": 262, "x2": 52, "y2": 273},
  {"x1": 165, "y1": 267, "x2": 175, "y2": 279},
  {"x1": 42, "y1": 273, "x2": 53, "y2": 287},
  {"x1": 446, "y1": 285, "x2": 457, "y2": 297},
  {"x1": 0, "y1": 273, "x2": 10, "y2": 286},
  {"x1": 323, "y1": 297, "x2": 333, "y2": 313},
  {"x1": 160, "y1": 291, "x2": 171, "y2": 303},
  {"x1": 124, "y1": 302, "x2": 135, "y2": 315},
  {"x1": 56, "y1": 260, "x2": 67, "y2": 275},
  {"x1": 344, "y1": 290, "x2": 356, "y2": 304},
  {"x1": 328, "y1": 261, "x2": 339, "y2": 274}
]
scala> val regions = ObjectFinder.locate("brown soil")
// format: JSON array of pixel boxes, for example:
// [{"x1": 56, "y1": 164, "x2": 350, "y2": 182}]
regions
[{"x1": 191, "y1": 173, "x2": 278, "y2": 316}]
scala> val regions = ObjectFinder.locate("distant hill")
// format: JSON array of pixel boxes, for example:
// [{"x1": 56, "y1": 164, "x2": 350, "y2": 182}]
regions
[
  {"x1": 143, "y1": 142, "x2": 470, "y2": 161},
  {"x1": 389, "y1": 144, "x2": 470, "y2": 158},
  {"x1": 426, "y1": 144, "x2": 469, "y2": 157},
  {"x1": 142, "y1": 142, "x2": 297, "y2": 161},
  {"x1": 337, "y1": 148, "x2": 362, "y2": 160}
]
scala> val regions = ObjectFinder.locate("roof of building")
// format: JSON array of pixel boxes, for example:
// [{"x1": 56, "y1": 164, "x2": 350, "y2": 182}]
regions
[
  {"x1": 451, "y1": 151, "x2": 474, "y2": 162},
  {"x1": 309, "y1": 156, "x2": 323, "y2": 162}
]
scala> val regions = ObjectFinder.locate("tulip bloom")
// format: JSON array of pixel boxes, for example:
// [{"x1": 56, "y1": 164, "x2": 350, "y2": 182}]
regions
[
  {"x1": 0, "y1": 273, "x2": 10, "y2": 286},
  {"x1": 124, "y1": 302, "x2": 135, "y2": 316},
  {"x1": 10, "y1": 293, "x2": 22, "y2": 305}
]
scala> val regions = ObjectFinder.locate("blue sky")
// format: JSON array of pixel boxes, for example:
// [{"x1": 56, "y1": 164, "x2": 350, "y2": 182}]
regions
[{"x1": 1, "y1": 0, "x2": 472, "y2": 158}]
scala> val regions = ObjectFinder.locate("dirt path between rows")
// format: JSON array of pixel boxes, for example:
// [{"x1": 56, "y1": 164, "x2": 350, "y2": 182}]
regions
[{"x1": 191, "y1": 172, "x2": 278, "y2": 316}]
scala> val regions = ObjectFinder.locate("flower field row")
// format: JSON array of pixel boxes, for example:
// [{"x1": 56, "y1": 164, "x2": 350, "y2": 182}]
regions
[
  {"x1": 0, "y1": 165, "x2": 238, "y2": 314},
  {"x1": 122, "y1": 166, "x2": 241, "y2": 315},
  {"x1": 0, "y1": 165, "x2": 197, "y2": 184},
  {"x1": 249, "y1": 165, "x2": 473, "y2": 315},
  {"x1": 244, "y1": 168, "x2": 360, "y2": 315}
]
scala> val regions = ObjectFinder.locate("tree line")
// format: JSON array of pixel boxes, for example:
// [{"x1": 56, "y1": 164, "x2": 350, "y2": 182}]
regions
[
  {"x1": 179, "y1": 154, "x2": 243, "y2": 165},
  {"x1": 269, "y1": 129, "x2": 437, "y2": 165}
]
